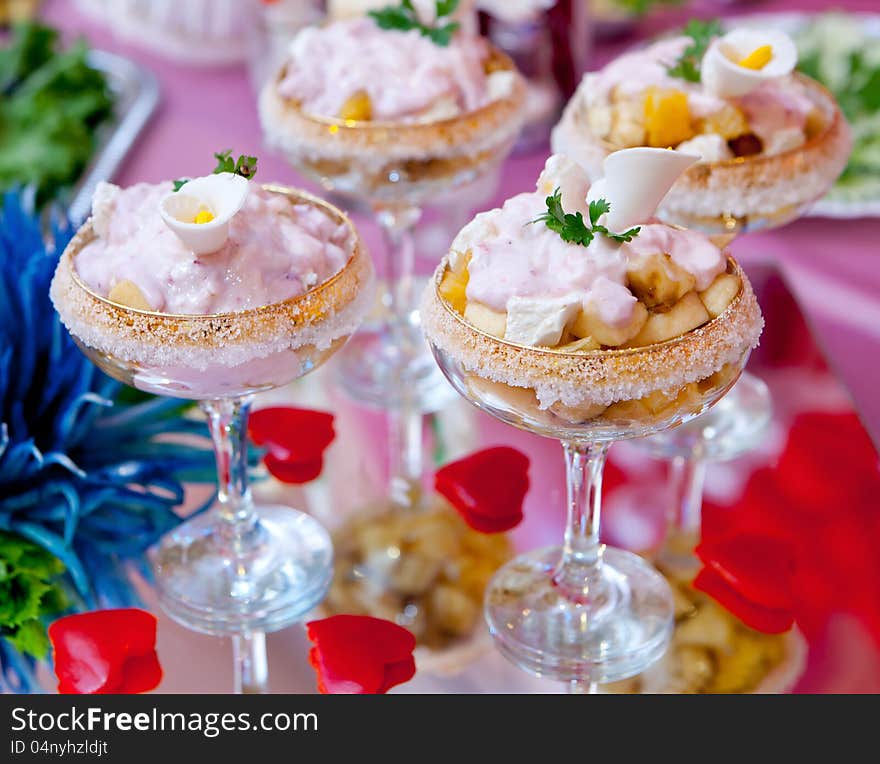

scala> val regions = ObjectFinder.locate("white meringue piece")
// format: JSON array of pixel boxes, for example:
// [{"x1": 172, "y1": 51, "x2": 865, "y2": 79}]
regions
[
  {"x1": 586, "y1": 147, "x2": 700, "y2": 232},
  {"x1": 763, "y1": 125, "x2": 806, "y2": 156},
  {"x1": 675, "y1": 133, "x2": 733, "y2": 163},
  {"x1": 159, "y1": 173, "x2": 250, "y2": 256},
  {"x1": 91, "y1": 181, "x2": 120, "y2": 239},
  {"x1": 537, "y1": 154, "x2": 592, "y2": 216},
  {"x1": 701, "y1": 29, "x2": 797, "y2": 99},
  {"x1": 504, "y1": 293, "x2": 582, "y2": 347}
]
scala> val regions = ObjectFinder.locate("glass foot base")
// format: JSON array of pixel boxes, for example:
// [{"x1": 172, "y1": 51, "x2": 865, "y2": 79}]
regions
[
  {"x1": 336, "y1": 324, "x2": 457, "y2": 413},
  {"x1": 640, "y1": 372, "x2": 772, "y2": 462},
  {"x1": 605, "y1": 566, "x2": 805, "y2": 694},
  {"x1": 485, "y1": 546, "x2": 674, "y2": 685},
  {"x1": 150, "y1": 505, "x2": 333, "y2": 637}
]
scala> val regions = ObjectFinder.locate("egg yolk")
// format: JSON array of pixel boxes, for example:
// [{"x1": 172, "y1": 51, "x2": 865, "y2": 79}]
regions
[
  {"x1": 738, "y1": 45, "x2": 773, "y2": 70},
  {"x1": 194, "y1": 208, "x2": 215, "y2": 224}
]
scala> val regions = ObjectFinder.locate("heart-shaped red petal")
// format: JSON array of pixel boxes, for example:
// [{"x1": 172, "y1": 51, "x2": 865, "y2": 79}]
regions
[
  {"x1": 249, "y1": 408, "x2": 335, "y2": 484},
  {"x1": 49, "y1": 609, "x2": 161, "y2": 695},
  {"x1": 435, "y1": 446, "x2": 530, "y2": 533},
  {"x1": 693, "y1": 568, "x2": 795, "y2": 634},
  {"x1": 696, "y1": 533, "x2": 795, "y2": 611},
  {"x1": 306, "y1": 615, "x2": 416, "y2": 695}
]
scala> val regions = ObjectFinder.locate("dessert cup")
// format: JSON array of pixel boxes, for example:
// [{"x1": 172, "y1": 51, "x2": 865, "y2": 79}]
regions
[
  {"x1": 554, "y1": 75, "x2": 852, "y2": 235},
  {"x1": 51, "y1": 186, "x2": 375, "y2": 693},
  {"x1": 422, "y1": 253, "x2": 763, "y2": 687},
  {"x1": 261, "y1": 45, "x2": 527, "y2": 505}
]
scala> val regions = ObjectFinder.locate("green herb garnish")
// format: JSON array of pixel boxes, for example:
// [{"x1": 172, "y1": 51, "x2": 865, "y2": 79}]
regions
[
  {"x1": 532, "y1": 190, "x2": 640, "y2": 247},
  {"x1": 0, "y1": 22, "x2": 114, "y2": 207},
  {"x1": 667, "y1": 18, "x2": 722, "y2": 83},
  {"x1": 0, "y1": 532, "x2": 67, "y2": 660},
  {"x1": 173, "y1": 150, "x2": 259, "y2": 192},
  {"x1": 369, "y1": 0, "x2": 461, "y2": 47}
]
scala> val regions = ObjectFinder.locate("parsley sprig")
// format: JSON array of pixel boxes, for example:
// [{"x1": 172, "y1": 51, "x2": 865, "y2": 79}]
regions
[
  {"x1": 667, "y1": 18, "x2": 722, "y2": 83},
  {"x1": 173, "y1": 150, "x2": 259, "y2": 192},
  {"x1": 369, "y1": 0, "x2": 461, "y2": 47},
  {"x1": 531, "y1": 190, "x2": 641, "y2": 247}
]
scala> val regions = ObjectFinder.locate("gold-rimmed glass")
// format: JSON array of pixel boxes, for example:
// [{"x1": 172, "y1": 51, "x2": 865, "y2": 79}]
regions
[
  {"x1": 51, "y1": 187, "x2": 374, "y2": 693},
  {"x1": 421, "y1": 255, "x2": 762, "y2": 689}
]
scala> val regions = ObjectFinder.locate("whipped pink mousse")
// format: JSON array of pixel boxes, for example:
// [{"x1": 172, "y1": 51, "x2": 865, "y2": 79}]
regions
[
  {"x1": 451, "y1": 186, "x2": 725, "y2": 331},
  {"x1": 276, "y1": 16, "x2": 502, "y2": 122},
  {"x1": 578, "y1": 35, "x2": 812, "y2": 156},
  {"x1": 75, "y1": 181, "x2": 354, "y2": 315}
]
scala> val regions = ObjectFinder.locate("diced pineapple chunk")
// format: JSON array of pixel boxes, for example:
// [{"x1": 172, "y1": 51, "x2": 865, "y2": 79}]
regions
[
  {"x1": 627, "y1": 292, "x2": 710, "y2": 347},
  {"x1": 644, "y1": 87, "x2": 694, "y2": 148},
  {"x1": 570, "y1": 301, "x2": 648, "y2": 347},
  {"x1": 699, "y1": 273, "x2": 741, "y2": 318},
  {"x1": 463, "y1": 301, "x2": 507, "y2": 338},
  {"x1": 338, "y1": 90, "x2": 372, "y2": 122},
  {"x1": 626, "y1": 253, "x2": 696, "y2": 309},
  {"x1": 549, "y1": 400, "x2": 608, "y2": 423},
  {"x1": 699, "y1": 103, "x2": 750, "y2": 140},
  {"x1": 439, "y1": 268, "x2": 469, "y2": 315},
  {"x1": 555, "y1": 335, "x2": 601, "y2": 353},
  {"x1": 108, "y1": 279, "x2": 152, "y2": 311},
  {"x1": 603, "y1": 397, "x2": 652, "y2": 422}
]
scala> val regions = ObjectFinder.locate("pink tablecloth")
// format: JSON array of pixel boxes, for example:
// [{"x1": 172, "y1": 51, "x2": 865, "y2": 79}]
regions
[{"x1": 39, "y1": 0, "x2": 880, "y2": 694}]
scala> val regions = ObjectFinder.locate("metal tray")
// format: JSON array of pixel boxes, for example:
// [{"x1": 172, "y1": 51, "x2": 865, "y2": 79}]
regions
[{"x1": 67, "y1": 49, "x2": 160, "y2": 223}]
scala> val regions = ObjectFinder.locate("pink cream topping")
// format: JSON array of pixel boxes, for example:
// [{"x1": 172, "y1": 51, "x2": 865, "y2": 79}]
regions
[
  {"x1": 735, "y1": 79, "x2": 812, "y2": 146},
  {"x1": 459, "y1": 191, "x2": 725, "y2": 328},
  {"x1": 75, "y1": 182, "x2": 353, "y2": 315},
  {"x1": 277, "y1": 17, "x2": 493, "y2": 122},
  {"x1": 591, "y1": 37, "x2": 727, "y2": 118}
]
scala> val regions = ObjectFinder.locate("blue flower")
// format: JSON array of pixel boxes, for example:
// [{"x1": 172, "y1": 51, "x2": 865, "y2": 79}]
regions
[{"x1": 0, "y1": 191, "x2": 216, "y2": 691}]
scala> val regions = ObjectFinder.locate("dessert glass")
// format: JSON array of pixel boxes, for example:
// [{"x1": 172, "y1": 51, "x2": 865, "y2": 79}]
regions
[
  {"x1": 422, "y1": 255, "x2": 762, "y2": 688},
  {"x1": 50, "y1": 186, "x2": 374, "y2": 693},
  {"x1": 554, "y1": 75, "x2": 852, "y2": 236},
  {"x1": 260, "y1": 46, "x2": 526, "y2": 505}
]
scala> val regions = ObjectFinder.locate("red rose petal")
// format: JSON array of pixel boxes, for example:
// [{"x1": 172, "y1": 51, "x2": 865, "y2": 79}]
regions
[
  {"x1": 49, "y1": 609, "x2": 161, "y2": 695},
  {"x1": 435, "y1": 446, "x2": 530, "y2": 533},
  {"x1": 378, "y1": 657, "x2": 417, "y2": 694},
  {"x1": 694, "y1": 568, "x2": 795, "y2": 634},
  {"x1": 696, "y1": 533, "x2": 795, "y2": 611},
  {"x1": 263, "y1": 454, "x2": 325, "y2": 485},
  {"x1": 115, "y1": 652, "x2": 163, "y2": 695},
  {"x1": 306, "y1": 615, "x2": 416, "y2": 695},
  {"x1": 249, "y1": 408, "x2": 335, "y2": 484}
]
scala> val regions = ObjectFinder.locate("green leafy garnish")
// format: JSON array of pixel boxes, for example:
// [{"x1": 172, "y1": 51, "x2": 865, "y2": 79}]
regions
[
  {"x1": 0, "y1": 532, "x2": 67, "y2": 660},
  {"x1": 531, "y1": 190, "x2": 640, "y2": 247},
  {"x1": 212, "y1": 149, "x2": 259, "y2": 179},
  {"x1": 369, "y1": 0, "x2": 461, "y2": 47},
  {"x1": 173, "y1": 150, "x2": 259, "y2": 192},
  {"x1": 0, "y1": 22, "x2": 114, "y2": 207},
  {"x1": 667, "y1": 18, "x2": 722, "y2": 83}
]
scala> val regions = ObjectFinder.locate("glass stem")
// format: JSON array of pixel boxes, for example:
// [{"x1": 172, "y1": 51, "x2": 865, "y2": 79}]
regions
[
  {"x1": 376, "y1": 204, "x2": 425, "y2": 509},
  {"x1": 568, "y1": 680, "x2": 599, "y2": 694},
  {"x1": 201, "y1": 398, "x2": 267, "y2": 694},
  {"x1": 668, "y1": 451, "x2": 706, "y2": 536},
  {"x1": 232, "y1": 632, "x2": 268, "y2": 694},
  {"x1": 553, "y1": 441, "x2": 609, "y2": 603}
]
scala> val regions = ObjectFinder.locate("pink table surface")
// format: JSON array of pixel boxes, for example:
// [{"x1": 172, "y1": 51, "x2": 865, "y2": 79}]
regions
[{"x1": 38, "y1": 0, "x2": 880, "y2": 694}]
